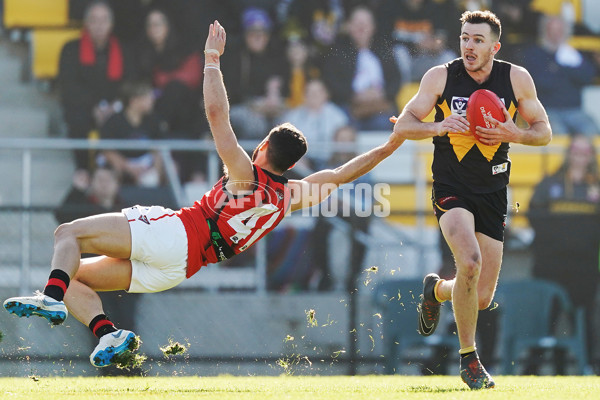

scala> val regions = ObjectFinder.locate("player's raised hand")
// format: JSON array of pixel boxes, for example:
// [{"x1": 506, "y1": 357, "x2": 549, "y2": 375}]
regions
[{"x1": 205, "y1": 20, "x2": 226, "y2": 56}]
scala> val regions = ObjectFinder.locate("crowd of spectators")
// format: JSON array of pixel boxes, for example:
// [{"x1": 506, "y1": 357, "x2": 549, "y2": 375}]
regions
[
  {"x1": 52, "y1": 0, "x2": 600, "y2": 274},
  {"x1": 33, "y1": 0, "x2": 600, "y2": 373},
  {"x1": 56, "y1": 0, "x2": 600, "y2": 188}
]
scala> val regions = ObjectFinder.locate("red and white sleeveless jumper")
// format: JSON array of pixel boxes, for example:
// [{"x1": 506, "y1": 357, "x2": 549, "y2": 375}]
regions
[{"x1": 177, "y1": 165, "x2": 291, "y2": 278}]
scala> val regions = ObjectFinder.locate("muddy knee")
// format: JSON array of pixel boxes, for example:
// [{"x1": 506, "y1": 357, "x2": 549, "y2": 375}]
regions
[{"x1": 456, "y1": 254, "x2": 482, "y2": 283}]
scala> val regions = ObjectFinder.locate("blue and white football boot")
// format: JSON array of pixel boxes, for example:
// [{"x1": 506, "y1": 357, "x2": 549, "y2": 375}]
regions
[
  {"x1": 3, "y1": 291, "x2": 68, "y2": 325},
  {"x1": 90, "y1": 329, "x2": 139, "y2": 367}
]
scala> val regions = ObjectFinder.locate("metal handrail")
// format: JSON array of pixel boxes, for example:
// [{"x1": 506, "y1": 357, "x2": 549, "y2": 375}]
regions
[{"x1": 0, "y1": 136, "x2": 576, "y2": 295}]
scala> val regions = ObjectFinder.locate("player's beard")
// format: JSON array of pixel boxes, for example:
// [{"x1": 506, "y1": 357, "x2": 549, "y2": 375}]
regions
[{"x1": 463, "y1": 49, "x2": 494, "y2": 73}]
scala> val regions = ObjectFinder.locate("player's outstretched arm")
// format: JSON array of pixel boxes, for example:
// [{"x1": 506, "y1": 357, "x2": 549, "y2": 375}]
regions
[
  {"x1": 203, "y1": 20, "x2": 254, "y2": 185},
  {"x1": 288, "y1": 133, "x2": 404, "y2": 212},
  {"x1": 393, "y1": 66, "x2": 469, "y2": 140}
]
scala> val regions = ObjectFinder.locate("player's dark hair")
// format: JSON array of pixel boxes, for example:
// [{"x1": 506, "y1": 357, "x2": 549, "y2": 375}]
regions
[
  {"x1": 254, "y1": 123, "x2": 307, "y2": 173},
  {"x1": 460, "y1": 10, "x2": 502, "y2": 40}
]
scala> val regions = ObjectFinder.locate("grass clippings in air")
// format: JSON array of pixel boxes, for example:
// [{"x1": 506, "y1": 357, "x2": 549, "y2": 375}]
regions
[
  {"x1": 305, "y1": 309, "x2": 318, "y2": 327},
  {"x1": 160, "y1": 339, "x2": 188, "y2": 357},
  {"x1": 112, "y1": 335, "x2": 146, "y2": 370}
]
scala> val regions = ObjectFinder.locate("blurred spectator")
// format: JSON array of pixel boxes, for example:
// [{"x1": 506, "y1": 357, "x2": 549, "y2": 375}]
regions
[
  {"x1": 282, "y1": 38, "x2": 320, "y2": 108},
  {"x1": 55, "y1": 167, "x2": 124, "y2": 224},
  {"x1": 452, "y1": 0, "x2": 492, "y2": 12},
  {"x1": 174, "y1": 0, "x2": 239, "y2": 48},
  {"x1": 98, "y1": 81, "x2": 167, "y2": 187},
  {"x1": 309, "y1": 125, "x2": 373, "y2": 291},
  {"x1": 59, "y1": 0, "x2": 135, "y2": 170},
  {"x1": 322, "y1": 6, "x2": 400, "y2": 131},
  {"x1": 278, "y1": 79, "x2": 349, "y2": 169},
  {"x1": 527, "y1": 134, "x2": 600, "y2": 374},
  {"x1": 236, "y1": 0, "x2": 281, "y2": 22},
  {"x1": 70, "y1": 0, "x2": 146, "y2": 43},
  {"x1": 222, "y1": 7, "x2": 287, "y2": 139},
  {"x1": 136, "y1": 7, "x2": 205, "y2": 138},
  {"x1": 490, "y1": 0, "x2": 540, "y2": 63},
  {"x1": 378, "y1": 0, "x2": 458, "y2": 85},
  {"x1": 136, "y1": 7, "x2": 209, "y2": 184},
  {"x1": 278, "y1": 0, "x2": 345, "y2": 54},
  {"x1": 522, "y1": 14, "x2": 599, "y2": 136}
]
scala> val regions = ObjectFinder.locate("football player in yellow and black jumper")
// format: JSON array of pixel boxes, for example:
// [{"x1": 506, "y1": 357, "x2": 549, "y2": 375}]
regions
[{"x1": 393, "y1": 10, "x2": 551, "y2": 389}]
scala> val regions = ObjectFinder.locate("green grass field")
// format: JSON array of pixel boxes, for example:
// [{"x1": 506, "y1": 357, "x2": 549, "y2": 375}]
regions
[{"x1": 0, "y1": 375, "x2": 599, "y2": 400}]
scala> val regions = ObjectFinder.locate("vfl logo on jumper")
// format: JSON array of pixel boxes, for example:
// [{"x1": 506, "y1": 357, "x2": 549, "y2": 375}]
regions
[
  {"x1": 492, "y1": 162, "x2": 508, "y2": 175},
  {"x1": 451, "y1": 96, "x2": 469, "y2": 116},
  {"x1": 138, "y1": 215, "x2": 150, "y2": 224}
]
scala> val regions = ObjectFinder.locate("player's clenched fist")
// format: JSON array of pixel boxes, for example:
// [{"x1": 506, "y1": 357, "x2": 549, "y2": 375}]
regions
[{"x1": 205, "y1": 20, "x2": 226, "y2": 56}]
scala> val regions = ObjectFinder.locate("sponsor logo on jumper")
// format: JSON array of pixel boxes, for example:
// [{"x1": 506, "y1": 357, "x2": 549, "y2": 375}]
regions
[{"x1": 492, "y1": 162, "x2": 508, "y2": 175}]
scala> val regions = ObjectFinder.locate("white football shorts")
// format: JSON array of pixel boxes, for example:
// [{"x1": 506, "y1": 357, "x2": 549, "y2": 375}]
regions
[{"x1": 122, "y1": 205, "x2": 188, "y2": 293}]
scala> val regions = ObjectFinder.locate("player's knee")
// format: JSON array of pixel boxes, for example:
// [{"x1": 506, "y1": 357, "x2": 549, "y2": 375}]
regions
[
  {"x1": 478, "y1": 294, "x2": 493, "y2": 310},
  {"x1": 54, "y1": 221, "x2": 81, "y2": 243},
  {"x1": 456, "y1": 255, "x2": 481, "y2": 279}
]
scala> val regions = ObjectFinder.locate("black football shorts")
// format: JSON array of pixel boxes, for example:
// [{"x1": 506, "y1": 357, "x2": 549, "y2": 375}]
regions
[{"x1": 431, "y1": 182, "x2": 507, "y2": 242}]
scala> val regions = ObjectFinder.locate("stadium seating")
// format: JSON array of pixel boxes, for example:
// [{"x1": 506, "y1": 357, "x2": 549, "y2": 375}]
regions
[
  {"x1": 373, "y1": 279, "x2": 459, "y2": 374},
  {"x1": 356, "y1": 133, "x2": 418, "y2": 184},
  {"x1": 3, "y1": 0, "x2": 69, "y2": 29},
  {"x1": 569, "y1": 35, "x2": 600, "y2": 52},
  {"x1": 396, "y1": 82, "x2": 436, "y2": 122},
  {"x1": 385, "y1": 183, "x2": 438, "y2": 226},
  {"x1": 530, "y1": 0, "x2": 582, "y2": 21},
  {"x1": 494, "y1": 279, "x2": 589, "y2": 375},
  {"x1": 31, "y1": 28, "x2": 80, "y2": 80}
]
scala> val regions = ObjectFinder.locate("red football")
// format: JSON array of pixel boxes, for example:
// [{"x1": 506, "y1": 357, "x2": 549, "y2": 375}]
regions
[{"x1": 466, "y1": 89, "x2": 506, "y2": 143}]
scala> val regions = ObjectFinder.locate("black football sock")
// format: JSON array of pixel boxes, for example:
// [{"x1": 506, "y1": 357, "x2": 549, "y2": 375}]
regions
[
  {"x1": 89, "y1": 314, "x2": 118, "y2": 338},
  {"x1": 460, "y1": 346, "x2": 477, "y2": 360},
  {"x1": 43, "y1": 269, "x2": 70, "y2": 301}
]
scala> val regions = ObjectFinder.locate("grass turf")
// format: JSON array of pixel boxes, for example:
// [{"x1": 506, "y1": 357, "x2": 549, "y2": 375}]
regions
[{"x1": 0, "y1": 375, "x2": 598, "y2": 400}]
